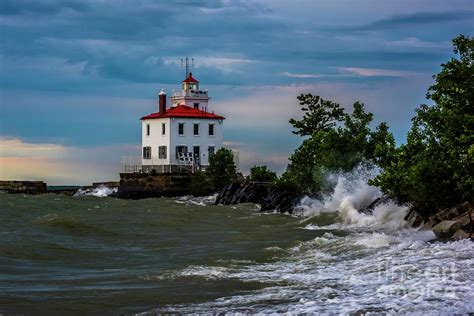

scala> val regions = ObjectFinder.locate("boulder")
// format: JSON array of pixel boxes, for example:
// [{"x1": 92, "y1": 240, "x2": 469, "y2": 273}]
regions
[
  {"x1": 452, "y1": 229, "x2": 471, "y2": 240},
  {"x1": 423, "y1": 219, "x2": 438, "y2": 229},
  {"x1": 432, "y1": 220, "x2": 461, "y2": 239},
  {"x1": 452, "y1": 211, "x2": 472, "y2": 229},
  {"x1": 429, "y1": 207, "x2": 460, "y2": 222},
  {"x1": 405, "y1": 210, "x2": 424, "y2": 228}
]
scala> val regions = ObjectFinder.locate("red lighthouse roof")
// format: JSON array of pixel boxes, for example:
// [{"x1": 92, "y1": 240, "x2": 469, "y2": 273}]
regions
[
  {"x1": 141, "y1": 104, "x2": 225, "y2": 120},
  {"x1": 182, "y1": 72, "x2": 199, "y2": 83}
]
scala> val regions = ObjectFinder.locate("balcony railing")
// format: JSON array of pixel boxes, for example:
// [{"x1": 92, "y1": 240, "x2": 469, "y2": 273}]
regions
[{"x1": 171, "y1": 90, "x2": 208, "y2": 98}]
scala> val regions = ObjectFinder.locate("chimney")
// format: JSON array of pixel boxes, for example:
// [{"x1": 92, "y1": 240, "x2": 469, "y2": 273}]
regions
[{"x1": 159, "y1": 89, "x2": 166, "y2": 114}]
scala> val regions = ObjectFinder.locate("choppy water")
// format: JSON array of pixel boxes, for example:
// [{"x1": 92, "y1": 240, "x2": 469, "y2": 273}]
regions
[{"x1": 1, "y1": 174, "x2": 473, "y2": 315}]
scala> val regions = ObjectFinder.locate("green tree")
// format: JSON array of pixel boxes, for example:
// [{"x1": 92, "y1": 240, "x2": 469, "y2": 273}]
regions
[
  {"x1": 371, "y1": 35, "x2": 474, "y2": 214},
  {"x1": 289, "y1": 94, "x2": 344, "y2": 136},
  {"x1": 207, "y1": 148, "x2": 237, "y2": 189},
  {"x1": 250, "y1": 165, "x2": 277, "y2": 182},
  {"x1": 281, "y1": 97, "x2": 395, "y2": 193}
]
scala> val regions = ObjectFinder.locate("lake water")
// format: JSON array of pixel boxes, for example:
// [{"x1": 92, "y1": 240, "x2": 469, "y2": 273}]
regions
[{"x1": 0, "y1": 175, "x2": 473, "y2": 315}]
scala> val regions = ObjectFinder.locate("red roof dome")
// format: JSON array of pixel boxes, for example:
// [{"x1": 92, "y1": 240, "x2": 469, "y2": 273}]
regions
[
  {"x1": 141, "y1": 104, "x2": 224, "y2": 120},
  {"x1": 182, "y1": 72, "x2": 199, "y2": 83}
]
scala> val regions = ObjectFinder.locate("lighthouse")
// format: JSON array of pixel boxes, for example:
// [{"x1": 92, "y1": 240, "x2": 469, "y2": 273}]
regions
[{"x1": 140, "y1": 67, "x2": 225, "y2": 172}]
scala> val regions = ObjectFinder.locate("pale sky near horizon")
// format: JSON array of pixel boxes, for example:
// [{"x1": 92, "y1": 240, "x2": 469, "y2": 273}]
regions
[{"x1": 1, "y1": 0, "x2": 473, "y2": 185}]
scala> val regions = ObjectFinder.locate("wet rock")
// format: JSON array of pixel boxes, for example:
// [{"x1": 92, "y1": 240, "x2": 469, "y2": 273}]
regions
[
  {"x1": 452, "y1": 211, "x2": 472, "y2": 228},
  {"x1": 432, "y1": 220, "x2": 461, "y2": 239},
  {"x1": 452, "y1": 229, "x2": 471, "y2": 240},
  {"x1": 422, "y1": 219, "x2": 437, "y2": 229},
  {"x1": 359, "y1": 196, "x2": 391, "y2": 214},
  {"x1": 429, "y1": 206, "x2": 460, "y2": 222},
  {"x1": 214, "y1": 182, "x2": 303, "y2": 214},
  {"x1": 406, "y1": 210, "x2": 424, "y2": 228},
  {"x1": 214, "y1": 183, "x2": 245, "y2": 205}
]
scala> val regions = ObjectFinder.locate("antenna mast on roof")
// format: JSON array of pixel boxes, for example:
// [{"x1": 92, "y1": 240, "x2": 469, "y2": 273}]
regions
[{"x1": 180, "y1": 57, "x2": 194, "y2": 78}]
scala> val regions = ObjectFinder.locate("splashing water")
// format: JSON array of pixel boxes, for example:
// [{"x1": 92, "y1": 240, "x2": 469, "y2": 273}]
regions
[
  {"x1": 294, "y1": 166, "x2": 409, "y2": 229},
  {"x1": 74, "y1": 185, "x2": 117, "y2": 197}
]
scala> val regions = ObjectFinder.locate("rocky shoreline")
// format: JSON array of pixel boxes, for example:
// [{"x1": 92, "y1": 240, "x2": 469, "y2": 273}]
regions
[
  {"x1": 406, "y1": 202, "x2": 473, "y2": 240},
  {"x1": 215, "y1": 182, "x2": 473, "y2": 241}
]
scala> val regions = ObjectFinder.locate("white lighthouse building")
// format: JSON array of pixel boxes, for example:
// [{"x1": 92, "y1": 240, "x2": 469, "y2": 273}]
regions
[{"x1": 140, "y1": 70, "x2": 225, "y2": 172}]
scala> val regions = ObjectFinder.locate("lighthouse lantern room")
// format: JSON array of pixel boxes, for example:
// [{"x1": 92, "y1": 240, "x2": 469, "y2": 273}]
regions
[{"x1": 140, "y1": 61, "x2": 224, "y2": 172}]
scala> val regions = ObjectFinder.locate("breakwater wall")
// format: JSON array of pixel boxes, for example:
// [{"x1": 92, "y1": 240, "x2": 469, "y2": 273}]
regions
[
  {"x1": 0, "y1": 180, "x2": 47, "y2": 194},
  {"x1": 114, "y1": 173, "x2": 191, "y2": 199}
]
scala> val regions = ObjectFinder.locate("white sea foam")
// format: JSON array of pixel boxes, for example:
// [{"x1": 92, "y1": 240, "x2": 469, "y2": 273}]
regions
[
  {"x1": 74, "y1": 185, "x2": 117, "y2": 197},
  {"x1": 150, "y1": 232, "x2": 473, "y2": 315},
  {"x1": 175, "y1": 193, "x2": 217, "y2": 206}
]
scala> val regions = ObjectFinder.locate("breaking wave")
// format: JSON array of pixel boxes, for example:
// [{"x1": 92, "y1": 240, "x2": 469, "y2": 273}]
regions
[
  {"x1": 294, "y1": 166, "x2": 409, "y2": 229},
  {"x1": 74, "y1": 185, "x2": 117, "y2": 197}
]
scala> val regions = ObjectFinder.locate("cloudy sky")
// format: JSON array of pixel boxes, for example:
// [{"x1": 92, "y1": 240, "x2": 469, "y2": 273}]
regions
[{"x1": 1, "y1": 0, "x2": 473, "y2": 184}]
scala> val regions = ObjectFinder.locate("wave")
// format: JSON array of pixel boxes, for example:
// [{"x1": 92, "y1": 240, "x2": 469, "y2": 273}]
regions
[
  {"x1": 74, "y1": 185, "x2": 117, "y2": 197},
  {"x1": 294, "y1": 166, "x2": 409, "y2": 229}
]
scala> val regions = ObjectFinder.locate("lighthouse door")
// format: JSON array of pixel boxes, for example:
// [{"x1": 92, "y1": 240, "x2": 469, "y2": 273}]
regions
[{"x1": 193, "y1": 146, "x2": 200, "y2": 166}]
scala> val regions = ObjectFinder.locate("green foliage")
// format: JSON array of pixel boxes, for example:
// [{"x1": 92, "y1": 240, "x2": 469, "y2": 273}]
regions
[
  {"x1": 371, "y1": 35, "x2": 474, "y2": 214},
  {"x1": 187, "y1": 148, "x2": 237, "y2": 195},
  {"x1": 249, "y1": 165, "x2": 277, "y2": 182},
  {"x1": 188, "y1": 171, "x2": 215, "y2": 196},
  {"x1": 289, "y1": 94, "x2": 344, "y2": 136},
  {"x1": 207, "y1": 148, "x2": 237, "y2": 189},
  {"x1": 282, "y1": 96, "x2": 395, "y2": 193}
]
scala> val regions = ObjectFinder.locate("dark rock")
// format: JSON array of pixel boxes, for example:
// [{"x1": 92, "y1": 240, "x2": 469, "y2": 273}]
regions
[
  {"x1": 429, "y1": 207, "x2": 460, "y2": 222},
  {"x1": 406, "y1": 210, "x2": 424, "y2": 228},
  {"x1": 423, "y1": 219, "x2": 437, "y2": 229},
  {"x1": 359, "y1": 196, "x2": 391, "y2": 215},
  {"x1": 214, "y1": 182, "x2": 303, "y2": 214}
]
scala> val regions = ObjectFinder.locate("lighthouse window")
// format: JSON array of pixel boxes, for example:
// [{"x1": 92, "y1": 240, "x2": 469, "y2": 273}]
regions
[
  {"x1": 143, "y1": 146, "x2": 151, "y2": 159},
  {"x1": 178, "y1": 123, "x2": 184, "y2": 135},
  {"x1": 208, "y1": 124, "x2": 214, "y2": 136},
  {"x1": 158, "y1": 146, "x2": 167, "y2": 159},
  {"x1": 193, "y1": 123, "x2": 199, "y2": 136},
  {"x1": 162, "y1": 123, "x2": 166, "y2": 135},
  {"x1": 146, "y1": 124, "x2": 150, "y2": 136}
]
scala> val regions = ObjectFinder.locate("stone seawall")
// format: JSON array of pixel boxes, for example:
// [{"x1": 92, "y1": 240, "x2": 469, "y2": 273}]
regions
[
  {"x1": 0, "y1": 180, "x2": 47, "y2": 195},
  {"x1": 114, "y1": 173, "x2": 191, "y2": 199}
]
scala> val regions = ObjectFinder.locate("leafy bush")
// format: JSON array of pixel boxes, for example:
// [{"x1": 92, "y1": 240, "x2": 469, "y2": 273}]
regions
[
  {"x1": 188, "y1": 171, "x2": 215, "y2": 196},
  {"x1": 249, "y1": 165, "x2": 277, "y2": 182},
  {"x1": 206, "y1": 148, "x2": 237, "y2": 189}
]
